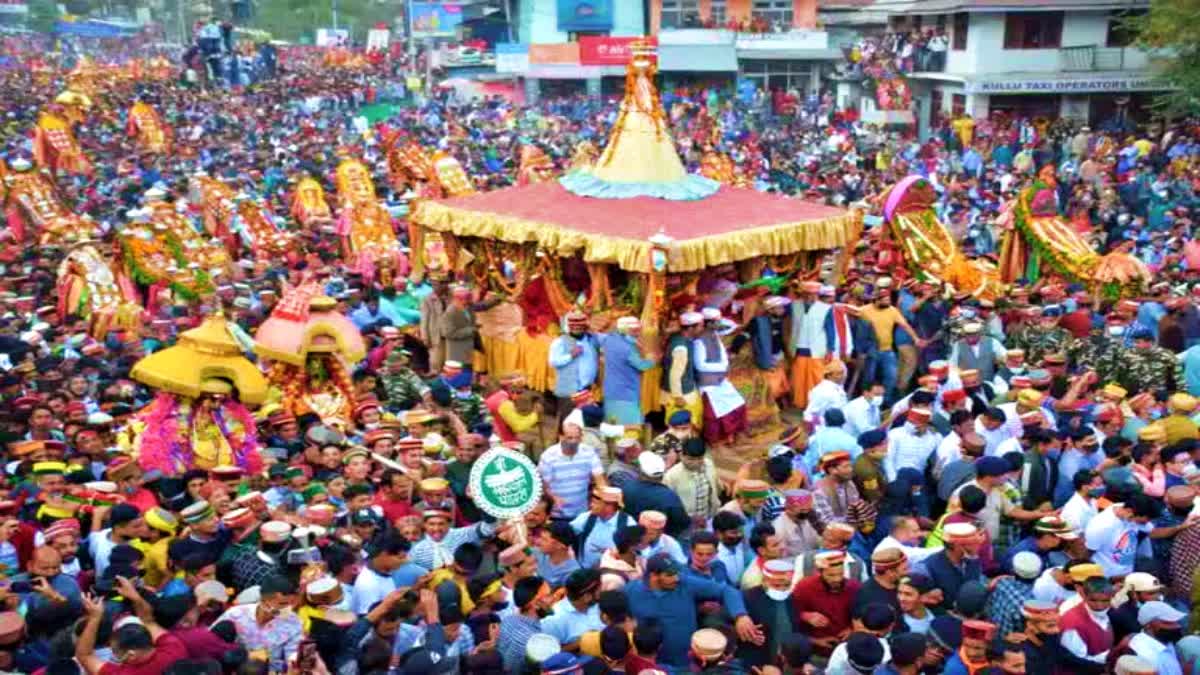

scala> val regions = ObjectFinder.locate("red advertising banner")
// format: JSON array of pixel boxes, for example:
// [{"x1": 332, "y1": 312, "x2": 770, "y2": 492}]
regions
[{"x1": 577, "y1": 36, "x2": 656, "y2": 65}]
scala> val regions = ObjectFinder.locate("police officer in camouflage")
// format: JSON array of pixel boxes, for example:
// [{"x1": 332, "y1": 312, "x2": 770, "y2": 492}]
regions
[{"x1": 1119, "y1": 325, "x2": 1178, "y2": 393}]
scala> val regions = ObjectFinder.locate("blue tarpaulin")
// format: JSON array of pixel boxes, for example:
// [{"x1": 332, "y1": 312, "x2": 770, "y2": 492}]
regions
[{"x1": 54, "y1": 20, "x2": 137, "y2": 38}]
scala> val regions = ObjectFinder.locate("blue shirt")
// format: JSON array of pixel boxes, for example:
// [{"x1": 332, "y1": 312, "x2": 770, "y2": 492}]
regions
[
  {"x1": 1000, "y1": 536, "x2": 1051, "y2": 575},
  {"x1": 548, "y1": 333, "x2": 599, "y2": 397},
  {"x1": 391, "y1": 562, "x2": 429, "y2": 588},
  {"x1": 571, "y1": 510, "x2": 628, "y2": 569},
  {"x1": 538, "y1": 444, "x2": 603, "y2": 520},
  {"x1": 1181, "y1": 345, "x2": 1200, "y2": 397},
  {"x1": 540, "y1": 597, "x2": 603, "y2": 645},
  {"x1": 1054, "y1": 448, "x2": 1103, "y2": 506},
  {"x1": 624, "y1": 576, "x2": 748, "y2": 668},
  {"x1": 498, "y1": 613, "x2": 542, "y2": 672}
]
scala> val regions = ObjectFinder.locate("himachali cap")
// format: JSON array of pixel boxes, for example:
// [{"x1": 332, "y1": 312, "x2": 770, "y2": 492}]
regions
[
  {"x1": 1022, "y1": 599, "x2": 1059, "y2": 620},
  {"x1": 1019, "y1": 410, "x2": 1044, "y2": 427},
  {"x1": 42, "y1": 518, "x2": 80, "y2": 542},
  {"x1": 961, "y1": 322, "x2": 983, "y2": 335},
  {"x1": 353, "y1": 400, "x2": 379, "y2": 417},
  {"x1": 784, "y1": 489, "x2": 812, "y2": 507},
  {"x1": 144, "y1": 507, "x2": 178, "y2": 535},
  {"x1": 801, "y1": 280, "x2": 822, "y2": 294},
  {"x1": 222, "y1": 508, "x2": 255, "y2": 530},
  {"x1": 1011, "y1": 551, "x2": 1043, "y2": 580},
  {"x1": 419, "y1": 477, "x2": 449, "y2": 492},
  {"x1": 260, "y1": 520, "x2": 293, "y2": 543},
  {"x1": 957, "y1": 369, "x2": 980, "y2": 387},
  {"x1": 1034, "y1": 516, "x2": 1078, "y2": 539},
  {"x1": 1043, "y1": 353, "x2": 1067, "y2": 366},
  {"x1": 422, "y1": 507, "x2": 452, "y2": 521},
  {"x1": 943, "y1": 522, "x2": 980, "y2": 544},
  {"x1": 595, "y1": 486, "x2": 623, "y2": 506},
  {"x1": 679, "y1": 311, "x2": 704, "y2": 326},
  {"x1": 701, "y1": 307, "x2": 722, "y2": 321},
  {"x1": 211, "y1": 465, "x2": 244, "y2": 481},
  {"x1": 1028, "y1": 369, "x2": 1052, "y2": 386},
  {"x1": 180, "y1": 500, "x2": 215, "y2": 525},
  {"x1": 616, "y1": 316, "x2": 641, "y2": 331},
  {"x1": 961, "y1": 620, "x2": 996, "y2": 642},
  {"x1": 306, "y1": 576, "x2": 344, "y2": 607},
  {"x1": 442, "y1": 360, "x2": 464, "y2": 378},
  {"x1": 738, "y1": 479, "x2": 770, "y2": 498},
  {"x1": 819, "y1": 284, "x2": 836, "y2": 297},
  {"x1": 871, "y1": 546, "x2": 906, "y2": 570},
  {"x1": 763, "y1": 558, "x2": 794, "y2": 581},
  {"x1": 764, "y1": 296, "x2": 790, "y2": 310},
  {"x1": 341, "y1": 447, "x2": 370, "y2": 465},
  {"x1": 819, "y1": 450, "x2": 851, "y2": 470},
  {"x1": 396, "y1": 436, "x2": 425, "y2": 453},
  {"x1": 917, "y1": 375, "x2": 938, "y2": 390},
  {"x1": 942, "y1": 388, "x2": 966, "y2": 404},
  {"x1": 1117, "y1": 299, "x2": 1140, "y2": 314},
  {"x1": 639, "y1": 511, "x2": 668, "y2": 529},
  {"x1": 451, "y1": 284, "x2": 472, "y2": 299},
  {"x1": 362, "y1": 429, "x2": 395, "y2": 446},
  {"x1": 32, "y1": 461, "x2": 66, "y2": 477},
  {"x1": 499, "y1": 371, "x2": 527, "y2": 386},
  {"x1": 0, "y1": 613, "x2": 23, "y2": 646},
  {"x1": 815, "y1": 550, "x2": 846, "y2": 569},
  {"x1": 906, "y1": 407, "x2": 932, "y2": 424},
  {"x1": 1169, "y1": 392, "x2": 1199, "y2": 413},
  {"x1": 690, "y1": 628, "x2": 727, "y2": 660},
  {"x1": 1017, "y1": 389, "x2": 1044, "y2": 406}
]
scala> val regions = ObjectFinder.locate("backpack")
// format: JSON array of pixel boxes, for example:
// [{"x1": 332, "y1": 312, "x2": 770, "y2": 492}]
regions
[{"x1": 575, "y1": 511, "x2": 632, "y2": 560}]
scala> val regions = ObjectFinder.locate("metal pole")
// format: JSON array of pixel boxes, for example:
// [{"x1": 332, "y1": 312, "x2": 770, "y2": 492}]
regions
[{"x1": 332, "y1": 0, "x2": 338, "y2": 32}]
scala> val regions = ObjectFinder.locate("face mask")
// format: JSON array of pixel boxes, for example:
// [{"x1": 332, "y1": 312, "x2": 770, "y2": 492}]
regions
[
  {"x1": 1008, "y1": 365, "x2": 1025, "y2": 374},
  {"x1": 1085, "y1": 606, "x2": 1109, "y2": 622},
  {"x1": 1154, "y1": 627, "x2": 1184, "y2": 645},
  {"x1": 561, "y1": 441, "x2": 579, "y2": 452},
  {"x1": 869, "y1": 396, "x2": 883, "y2": 407},
  {"x1": 766, "y1": 588, "x2": 791, "y2": 602},
  {"x1": 1108, "y1": 326, "x2": 1126, "y2": 337}
]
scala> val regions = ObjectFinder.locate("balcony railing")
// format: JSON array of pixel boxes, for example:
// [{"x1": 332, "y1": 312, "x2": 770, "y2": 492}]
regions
[{"x1": 1060, "y1": 44, "x2": 1126, "y2": 71}]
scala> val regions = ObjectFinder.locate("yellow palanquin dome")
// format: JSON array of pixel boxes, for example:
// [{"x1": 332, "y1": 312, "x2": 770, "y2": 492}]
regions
[{"x1": 131, "y1": 314, "x2": 268, "y2": 404}]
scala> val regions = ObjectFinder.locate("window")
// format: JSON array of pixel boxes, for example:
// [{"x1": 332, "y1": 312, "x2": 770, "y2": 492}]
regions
[
  {"x1": 709, "y1": 0, "x2": 726, "y2": 25},
  {"x1": 931, "y1": 88, "x2": 944, "y2": 126},
  {"x1": 660, "y1": 0, "x2": 700, "y2": 29},
  {"x1": 1003, "y1": 11, "x2": 1062, "y2": 49},
  {"x1": 952, "y1": 12, "x2": 968, "y2": 50},
  {"x1": 752, "y1": 0, "x2": 792, "y2": 28},
  {"x1": 740, "y1": 60, "x2": 814, "y2": 93},
  {"x1": 1106, "y1": 9, "x2": 1146, "y2": 48}
]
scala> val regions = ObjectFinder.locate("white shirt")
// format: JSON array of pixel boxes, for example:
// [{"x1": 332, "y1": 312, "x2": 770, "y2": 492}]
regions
[
  {"x1": 935, "y1": 431, "x2": 963, "y2": 478},
  {"x1": 948, "y1": 338, "x2": 1007, "y2": 367},
  {"x1": 843, "y1": 395, "x2": 882, "y2": 439},
  {"x1": 351, "y1": 565, "x2": 396, "y2": 615},
  {"x1": 804, "y1": 379, "x2": 848, "y2": 426},
  {"x1": 1130, "y1": 632, "x2": 1184, "y2": 675},
  {"x1": 884, "y1": 423, "x2": 942, "y2": 481},
  {"x1": 874, "y1": 536, "x2": 941, "y2": 575},
  {"x1": 639, "y1": 534, "x2": 688, "y2": 565},
  {"x1": 974, "y1": 419, "x2": 1016, "y2": 457},
  {"x1": 88, "y1": 530, "x2": 117, "y2": 579},
  {"x1": 1085, "y1": 504, "x2": 1147, "y2": 578},
  {"x1": 1060, "y1": 492, "x2": 1099, "y2": 533},
  {"x1": 716, "y1": 541, "x2": 749, "y2": 585},
  {"x1": 1032, "y1": 568, "x2": 1073, "y2": 605}
]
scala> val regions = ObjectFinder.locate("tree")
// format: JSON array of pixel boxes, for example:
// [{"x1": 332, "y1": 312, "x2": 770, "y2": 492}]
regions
[
  {"x1": 1130, "y1": 0, "x2": 1200, "y2": 115},
  {"x1": 27, "y1": 0, "x2": 62, "y2": 32}
]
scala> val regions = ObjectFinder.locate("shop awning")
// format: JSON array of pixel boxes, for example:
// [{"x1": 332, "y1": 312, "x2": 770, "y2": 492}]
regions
[{"x1": 659, "y1": 44, "x2": 737, "y2": 72}]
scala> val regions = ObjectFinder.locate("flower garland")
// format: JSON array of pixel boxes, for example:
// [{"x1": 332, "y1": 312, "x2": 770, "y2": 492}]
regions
[{"x1": 136, "y1": 391, "x2": 262, "y2": 475}]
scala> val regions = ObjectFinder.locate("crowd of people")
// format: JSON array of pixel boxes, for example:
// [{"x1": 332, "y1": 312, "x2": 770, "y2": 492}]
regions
[{"x1": 1, "y1": 21, "x2": 1200, "y2": 675}]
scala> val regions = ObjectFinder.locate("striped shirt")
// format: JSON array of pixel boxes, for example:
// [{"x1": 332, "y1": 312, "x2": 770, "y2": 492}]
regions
[
  {"x1": 498, "y1": 613, "x2": 543, "y2": 672},
  {"x1": 883, "y1": 423, "x2": 943, "y2": 481},
  {"x1": 538, "y1": 443, "x2": 603, "y2": 519},
  {"x1": 409, "y1": 521, "x2": 496, "y2": 571}
]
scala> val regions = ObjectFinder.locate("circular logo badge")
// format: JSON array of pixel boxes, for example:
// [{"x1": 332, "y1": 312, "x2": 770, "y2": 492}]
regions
[{"x1": 468, "y1": 448, "x2": 542, "y2": 520}]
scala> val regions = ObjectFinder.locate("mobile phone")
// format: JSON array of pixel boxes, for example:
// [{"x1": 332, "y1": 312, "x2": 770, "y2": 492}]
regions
[
  {"x1": 297, "y1": 639, "x2": 317, "y2": 671},
  {"x1": 8, "y1": 581, "x2": 32, "y2": 594}
]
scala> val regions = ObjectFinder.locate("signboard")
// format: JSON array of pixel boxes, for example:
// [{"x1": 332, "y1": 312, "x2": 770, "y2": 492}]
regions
[
  {"x1": 496, "y1": 43, "x2": 529, "y2": 74},
  {"x1": 557, "y1": 0, "x2": 613, "y2": 32},
  {"x1": 735, "y1": 30, "x2": 828, "y2": 51},
  {"x1": 965, "y1": 76, "x2": 1165, "y2": 95},
  {"x1": 529, "y1": 42, "x2": 580, "y2": 65},
  {"x1": 411, "y1": 2, "x2": 463, "y2": 38},
  {"x1": 578, "y1": 36, "x2": 655, "y2": 65},
  {"x1": 316, "y1": 28, "x2": 349, "y2": 46},
  {"x1": 0, "y1": 0, "x2": 29, "y2": 14},
  {"x1": 468, "y1": 448, "x2": 543, "y2": 519},
  {"x1": 366, "y1": 28, "x2": 389, "y2": 51}
]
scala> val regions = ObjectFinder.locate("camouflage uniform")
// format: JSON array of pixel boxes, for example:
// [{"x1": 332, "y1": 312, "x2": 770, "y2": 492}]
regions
[
  {"x1": 450, "y1": 391, "x2": 492, "y2": 433},
  {"x1": 1067, "y1": 334, "x2": 1127, "y2": 385},
  {"x1": 1118, "y1": 345, "x2": 1179, "y2": 393},
  {"x1": 1012, "y1": 325, "x2": 1074, "y2": 366},
  {"x1": 383, "y1": 351, "x2": 430, "y2": 411}
]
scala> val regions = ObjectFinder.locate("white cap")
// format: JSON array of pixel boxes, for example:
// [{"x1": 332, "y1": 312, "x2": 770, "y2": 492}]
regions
[
  {"x1": 1124, "y1": 572, "x2": 1164, "y2": 594},
  {"x1": 194, "y1": 580, "x2": 228, "y2": 605},
  {"x1": 1011, "y1": 551, "x2": 1042, "y2": 580},
  {"x1": 563, "y1": 408, "x2": 585, "y2": 432},
  {"x1": 818, "y1": 284, "x2": 836, "y2": 297},
  {"x1": 525, "y1": 633, "x2": 561, "y2": 661},
  {"x1": 1137, "y1": 600, "x2": 1185, "y2": 626},
  {"x1": 637, "y1": 451, "x2": 666, "y2": 478},
  {"x1": 876, "y1": 276, "x2": 894, "y2": 289},
  {"x1": 701, "y1": 307, "x2": 722, "y2": 321},
  {"x1": 9, "y1": 158, "x2": 31, "y2": 171},
  {"x1": 764, "y1": 296, "x2": 790, "y2": 309},
  {"x1": 679, "y1": 311, "x2": 703, "y2": 326},
  {"x1": 616, "y1": 316, "x2": 640, "y2": 331},
  {"x1": 768, "y1": 444, "x2": 793, "y2": 460}
]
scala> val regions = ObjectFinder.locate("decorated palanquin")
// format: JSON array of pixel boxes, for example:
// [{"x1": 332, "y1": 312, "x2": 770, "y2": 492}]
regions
[
  {"x1": 517, "y1": 145, "x2": 556, "y2": 186},
  {"x1": 126, "y1": 101, "x2": 172, "y2": 154},
  {"x1": 254, "y1": 284, "x2": 367, "y2": 429},
  {"x1": 189, "y1": 173, "x2": 237, "y2": 240},
  {"x1": 231, "y1": 196, "x2": 297, "y2": 260},
  {"x1": 569, "y1": 141, "x2": 598, "y2": 172},
  {"x1": 700, "y1": 151, "x2": 752, "y2": 189},
  {"x1": 118, "y1": 216, "x2": 216, "y2": 302},
  {"x1": 56, "y1": 244, "x2": 142, "y2": 338},
  {"x1": 290, "y1": 176, "x2": 333, "y2": 227},
  {"x1": 335, "y1": 159, "x2": 401, "y2": 282},
  {"x1": 2, "y1": 160, "x2": 99, "y2": 245},
  {"x1": 33, "y1": 109, "x2": 92, "y2": 176},
  {"x1": 998, "y1": 168, "x2": 1150, "y2": 296},
  {"x1": 130, "y1": 314, "x2": 267, "y2": 475},
  {"x1": 382, "y1": 135, "x2": 435, "y2": 193},
  {"x1": 144, "y1": 196, "x2": 231, "y2": 277},
  {"x1": 431, "y1": 151, "x2": 477, "y2": 197},
  {"x1": 880, "y1": 176, "x2": 1004, "y2": 300}
]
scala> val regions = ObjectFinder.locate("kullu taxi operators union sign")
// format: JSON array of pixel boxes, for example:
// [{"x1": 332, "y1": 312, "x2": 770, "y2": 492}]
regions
[{"x1": 468, "y1": 448, "x2": 543, "y2": 520}]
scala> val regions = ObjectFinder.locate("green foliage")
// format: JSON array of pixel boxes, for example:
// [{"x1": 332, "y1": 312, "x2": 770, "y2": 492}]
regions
[
  {"x1": 247, "y1": 0, "x2": 399, "y2": 43},
  {"x1": 1129, "y1": 0, "x2": 1200, "y2": 115}
]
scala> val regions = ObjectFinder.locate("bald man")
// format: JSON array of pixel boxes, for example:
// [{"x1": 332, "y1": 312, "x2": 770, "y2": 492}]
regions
[{"x1": 25, "y1": 546, "x2": 83, "y2": 624}]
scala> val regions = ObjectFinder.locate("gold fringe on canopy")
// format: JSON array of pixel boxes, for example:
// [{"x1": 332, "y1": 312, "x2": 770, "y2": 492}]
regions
[{"x1": 411, "y1": 200, "x2": 861, "y2": 274}]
